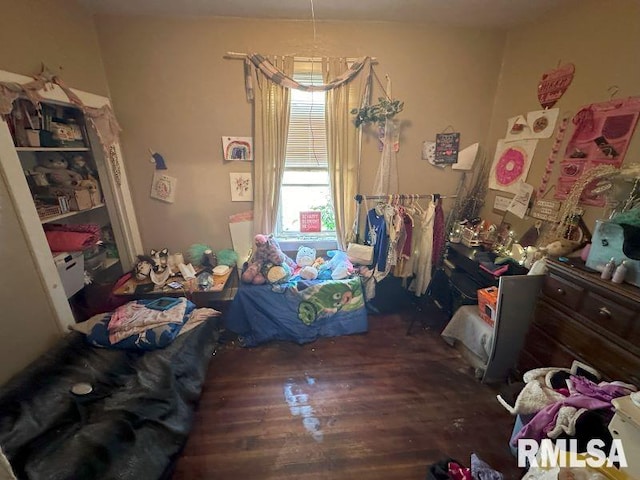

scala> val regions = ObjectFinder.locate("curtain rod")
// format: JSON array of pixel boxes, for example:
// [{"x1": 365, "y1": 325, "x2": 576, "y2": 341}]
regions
[
  {"x1": 224, "y1": 51, "x2": 378, "y2": 64},
  {"x1": 355, "y1": 194, "x2": 456, "y2": 203}
]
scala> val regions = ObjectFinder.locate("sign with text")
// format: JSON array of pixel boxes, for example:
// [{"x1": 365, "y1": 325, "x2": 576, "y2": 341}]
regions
[
  {"x1": 300, "y1": 211, "x2": 322, "y2": 232},
  {"x1": 434, "y1": 132, "x2": 460, "y2": 165}
]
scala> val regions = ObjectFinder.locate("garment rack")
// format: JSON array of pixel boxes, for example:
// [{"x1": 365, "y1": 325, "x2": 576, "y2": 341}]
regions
[{"x1": 353, "y1": 193, "x2": 456, "y2": 243}]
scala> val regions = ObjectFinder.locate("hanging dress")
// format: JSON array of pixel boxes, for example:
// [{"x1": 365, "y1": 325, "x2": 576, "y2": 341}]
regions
[{"x1": 410, "y1": 200, "x2": 436, "y2": 297}]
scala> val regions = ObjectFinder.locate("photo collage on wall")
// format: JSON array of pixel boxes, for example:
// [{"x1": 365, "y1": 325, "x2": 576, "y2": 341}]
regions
[{"x1": 554, "y1": 96, "x2": 640, "y2": 206}]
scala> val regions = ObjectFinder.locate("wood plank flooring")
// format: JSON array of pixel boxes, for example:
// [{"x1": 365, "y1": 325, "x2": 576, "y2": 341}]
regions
[{"x1": 173, "y1": 310, "x2": 523, "y2": 479}]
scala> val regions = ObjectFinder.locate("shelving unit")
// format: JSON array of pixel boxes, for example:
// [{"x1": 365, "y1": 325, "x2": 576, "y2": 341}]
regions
[{"x1": 0, "y1": 68, "x2": 142, "y2": 330}]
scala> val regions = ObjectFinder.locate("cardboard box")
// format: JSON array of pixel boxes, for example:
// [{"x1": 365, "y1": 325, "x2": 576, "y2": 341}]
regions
[
  {"x1": 47, "y1": 186, "x2": 93, "y2": 211},
  {"x1": 54, "y1": 251, "x2": 84, "y2": 298},
  {"x1": 477, "y1": 286, "x2": 498, "y2": 327}
]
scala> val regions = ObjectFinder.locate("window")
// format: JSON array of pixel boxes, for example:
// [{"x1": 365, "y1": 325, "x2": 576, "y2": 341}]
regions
[{"x1": 275, "y1": 63, "x2": 336, "y2": 241}]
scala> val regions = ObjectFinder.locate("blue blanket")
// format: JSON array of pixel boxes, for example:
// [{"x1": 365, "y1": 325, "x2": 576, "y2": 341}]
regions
[{"x1": 226, "y1": 277, "x2": 368, "y2": 346}]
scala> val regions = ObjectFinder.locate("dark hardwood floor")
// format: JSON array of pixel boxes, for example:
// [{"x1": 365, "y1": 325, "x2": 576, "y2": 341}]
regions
[{"x1": 173, "y1": 308, "x2": 523, "y2": 479}]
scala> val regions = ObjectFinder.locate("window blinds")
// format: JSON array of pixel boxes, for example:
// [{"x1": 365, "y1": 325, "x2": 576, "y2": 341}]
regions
[{"x1": 285, "y1": 68, "x2": 327, "y2": 168}]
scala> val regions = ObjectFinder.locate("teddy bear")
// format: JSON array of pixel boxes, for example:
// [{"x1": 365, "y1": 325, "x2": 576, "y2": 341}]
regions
[
  {"x1": 319, "y1": 250, "x2": 354, "y2": 280},
  {"x1": 241, "y1": 234, "x2": 295, "y2": 284},
  {"x1": 35, "y1": 152, "x2": 82, "y2": 186}
]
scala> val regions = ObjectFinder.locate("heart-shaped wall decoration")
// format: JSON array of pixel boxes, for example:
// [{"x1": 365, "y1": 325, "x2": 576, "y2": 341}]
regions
[{"x1": 537, "y1": 63, "x2": 575, "y2": 109}]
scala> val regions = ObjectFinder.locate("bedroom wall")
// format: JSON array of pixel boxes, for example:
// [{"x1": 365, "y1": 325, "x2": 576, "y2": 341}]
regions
[
  {"x1": 93, "y1": 15, "x2": 507, "y2": 255},
  {"x1": 0, "y1": 0, "x2": 109, "y2": 384},
  {"x1": 483, "y1": 0, "x2": 640, "y2": 233}
]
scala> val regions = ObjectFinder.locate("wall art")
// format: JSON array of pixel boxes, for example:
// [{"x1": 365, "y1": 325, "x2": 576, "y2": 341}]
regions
[
  {"x1": 150, "y1": 172, "x2": 177, "y2": 203},
  {"x1": 537, "y1": 63, "x2": 575, "y2": 109},
  {"x1": 555, "y1": 96, "x2": 640, "y2": 205},
  {"x1": 489, "y1": 139, "x2": 538, "y2": 194},
  {"x1": 434, "y1": 132, "x2": 460, "y2": 165},
  {"x1": 229, "y1": 172, "x2": 253, "y2": 201},
  {"x1": 222, "y1": 136, "x2": 253, "y2": 161}
]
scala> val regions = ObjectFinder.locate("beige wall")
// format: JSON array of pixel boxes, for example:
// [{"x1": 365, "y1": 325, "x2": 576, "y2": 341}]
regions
[
  {"x1": 94, "y1": 15, "x2": 506, "y2": 254},
  {"x1": 483, "y1": 0, "x2": 640, "y2": 236},
  {"x1": 0, "y1": 0, "x2": 109, "y2": 384}
]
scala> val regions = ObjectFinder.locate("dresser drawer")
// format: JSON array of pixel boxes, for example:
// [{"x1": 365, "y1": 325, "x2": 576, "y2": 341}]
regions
[
  {"x1": 542, "y1": 273, "x2": 584, "y2": 309},
  {"x1": 534, "y1": 302, "x2": 640, "y2": 385},
  {"x1": 580, "y1": 291, "x2": 636, "y2": 339}
]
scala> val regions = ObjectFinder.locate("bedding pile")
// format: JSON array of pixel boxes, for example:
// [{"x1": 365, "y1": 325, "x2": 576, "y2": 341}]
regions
[{"x1": 73, "y1": 297, "x2": 220, "y2": 350}]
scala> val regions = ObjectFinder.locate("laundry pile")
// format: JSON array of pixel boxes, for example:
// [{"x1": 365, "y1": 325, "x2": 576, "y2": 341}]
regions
[{"x1": 497, "y1": 367, "x2": 636, "y2": 447}]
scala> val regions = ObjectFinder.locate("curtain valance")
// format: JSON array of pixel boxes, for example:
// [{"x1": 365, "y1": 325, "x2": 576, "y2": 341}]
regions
[{"x1": 245, "y1": 54, "x2": 371, "y2": 101}]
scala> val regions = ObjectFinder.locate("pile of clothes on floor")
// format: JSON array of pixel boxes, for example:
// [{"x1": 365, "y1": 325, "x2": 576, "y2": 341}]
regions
[{"x1": 497, "y1": 366, "x2": 636, "y2": 452}]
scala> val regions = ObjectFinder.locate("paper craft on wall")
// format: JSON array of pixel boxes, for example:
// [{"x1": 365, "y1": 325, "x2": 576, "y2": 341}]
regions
[
  {"x1": 222, "y1": 136, "x2": 253, "y2": 161},
  {"x1": 150, "y1": 172, "x2": 177, "y2": 203},
  {"x1": 422, "y1": 141, "x2": 444, "y2": 168},
  {"x1": 504, "y1": 109, "x2": 559, "y2": 142},
  {"x1": 526, "y1": 108, "x2": 559, "y2": 139},
  {"x1": 507, "y1": 181, "x2": 534, "y2": 219},
  {"x1": 537, "y1": 63, "x2": 575, "y2": 109},
  {"x1": 489, "y1": 139, "x2": 538, "y2": 194},
  {"x1": 555, "y1": 95, "x2": 640, "y2": 205},
  {"x1": 229, "y1": 172, "x2": 253, "y2": 201}
]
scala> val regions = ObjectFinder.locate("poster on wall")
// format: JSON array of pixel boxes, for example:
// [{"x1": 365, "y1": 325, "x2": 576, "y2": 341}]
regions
[
  {"x1": 555, "y1": 96, "x2": 640, "y2": 205},
  {"x1": 489, "y1": 139, "x2": 538, "y2": 194},
  {"x1": 150, "y1": 172, "x2": 177, "y2": 203},
  {"x1": 222, "y1": 136, "x2": 253, "y2": 161},
  {"x1": 434, "y1": 132, "x2": 460, "y2": 165},
  {"x1": 229, "y1": 172, "x2": 253, "y2": 201}
]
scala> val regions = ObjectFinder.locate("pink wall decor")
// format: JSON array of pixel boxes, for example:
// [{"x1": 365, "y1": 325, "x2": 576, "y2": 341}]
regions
[
  {"x1": 555, "y1": 96, "x2": 640, "y2": 206},
  {"x1": 537, "y1": 63, "x2": 575, "y2": 109},
  {"x1": 489, "y1": 139, "x2": 538, "y2": 194}
]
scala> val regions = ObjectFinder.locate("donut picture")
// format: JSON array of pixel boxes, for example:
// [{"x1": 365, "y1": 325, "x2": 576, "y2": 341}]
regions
[
  {"x1": 489, "y1": 139, "x2": 538, "y2": 194},
  {"x1": 496, "y1": 147, "x2": 525, "y2": 185}
]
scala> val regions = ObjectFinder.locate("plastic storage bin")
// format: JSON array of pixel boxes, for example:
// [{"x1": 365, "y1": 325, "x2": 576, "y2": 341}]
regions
[{"x1": 54, "y1": 251, "x2": 84, "y2": 298}]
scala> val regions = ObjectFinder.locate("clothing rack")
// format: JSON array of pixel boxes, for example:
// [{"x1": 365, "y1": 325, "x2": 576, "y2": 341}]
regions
[{"x1": 353, "y1": 193, "x2": 456, "y2": 243}]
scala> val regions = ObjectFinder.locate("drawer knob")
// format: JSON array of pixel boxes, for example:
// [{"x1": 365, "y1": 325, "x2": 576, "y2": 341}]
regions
[
  {"x1": 556, "y1": 288, "x2": 565, "y2": 295},
  {"x1": 599, "y1": 307, "x2": 611, "y2": 318}
]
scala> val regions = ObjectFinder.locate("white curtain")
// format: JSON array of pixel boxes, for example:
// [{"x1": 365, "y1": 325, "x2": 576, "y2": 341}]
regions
[
  {"x1": 251, "y1": 56, "x2": 294, "y2": 235},
  {"x1": 325, "y1": 58, "x2": 372, "y2": 249}
]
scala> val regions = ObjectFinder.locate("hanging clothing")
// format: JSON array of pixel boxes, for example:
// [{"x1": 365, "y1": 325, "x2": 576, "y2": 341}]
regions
[
  {"x1": 365, "y1": 206, "x2": 388, "y2": 272},
  {"x1": 410, "y1": 200, "x2": 436, "y2": 297},
  {"x1": 431, "y1": 198, "x2": 445, "y2": 267}
]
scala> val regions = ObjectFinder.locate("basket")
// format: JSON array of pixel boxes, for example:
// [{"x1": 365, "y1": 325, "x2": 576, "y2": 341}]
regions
[{"x1": 36, "y1": 204, "x2": 61, "y2": 219}]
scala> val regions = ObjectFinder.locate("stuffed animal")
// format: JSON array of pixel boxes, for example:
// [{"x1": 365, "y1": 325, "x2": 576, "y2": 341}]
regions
[
  {"x1": 263, "y1": 262, "x2": 292, "y2": 284},
  {"x1": 35, "y1": 152, "x2": 82, "y2": 186},
  {"x1": 296, "y1": 246, "x2": 316, "y2": 268},
  {"x1": 299, "y1": 265, "x2": 318, "y2": 280},
  {"x1": 68, "y1": 154, "x2": 96, "y2": 180},
  {"x1": 241, "y1": 234, "x2": 295, "y2": 284},
  {"x1": 321, "y1": 250, "x2": 354, "y2": 280}
]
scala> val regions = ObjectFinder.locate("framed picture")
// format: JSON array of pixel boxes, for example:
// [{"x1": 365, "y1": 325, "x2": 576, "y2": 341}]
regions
[
  {"x1": 229, "y1": 172, "x2": 253, "y2": 201},
  {"x1": 222, "y1": 136, "x2": 253, "y2": 161}
]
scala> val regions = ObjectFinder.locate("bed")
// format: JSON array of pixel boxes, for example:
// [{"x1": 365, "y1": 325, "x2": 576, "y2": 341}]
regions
[{"x1": 225, "y1": 276, "x2": 368, "y2": 346}]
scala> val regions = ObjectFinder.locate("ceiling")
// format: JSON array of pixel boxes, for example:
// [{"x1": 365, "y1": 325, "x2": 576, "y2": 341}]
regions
[{"x1": 77, "y1": 0, "x2": 580, "y2": 28}]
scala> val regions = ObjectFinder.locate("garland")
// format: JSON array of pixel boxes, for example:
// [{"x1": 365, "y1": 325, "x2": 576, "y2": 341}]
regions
[
  {"x1": 536, "y1": 114, "x2": 570, "y2": 199},
  {"x1": 0, "y1": 65, "x2": 121, "y2": 154}
]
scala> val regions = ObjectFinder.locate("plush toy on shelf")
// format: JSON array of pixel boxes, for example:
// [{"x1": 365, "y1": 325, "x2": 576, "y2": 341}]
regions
[{"x1": 35, "y1": 152, "x2": 82, "y2": 186}]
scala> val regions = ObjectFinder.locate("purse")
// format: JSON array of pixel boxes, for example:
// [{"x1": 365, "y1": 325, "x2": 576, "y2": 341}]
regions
[{"x1": 346, "y1": 242, "x2": 374, "y2": 266}]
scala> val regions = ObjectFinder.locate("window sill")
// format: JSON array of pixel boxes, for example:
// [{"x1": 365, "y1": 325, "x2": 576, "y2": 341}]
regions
[{"x1": 276, "y1": 238, "x2": 338, "y2": 254}]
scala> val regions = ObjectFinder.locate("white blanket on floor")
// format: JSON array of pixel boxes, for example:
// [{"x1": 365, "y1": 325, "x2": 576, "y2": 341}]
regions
[{"x1": 441, "y1": 305, "x2": 494, "y2": 363}]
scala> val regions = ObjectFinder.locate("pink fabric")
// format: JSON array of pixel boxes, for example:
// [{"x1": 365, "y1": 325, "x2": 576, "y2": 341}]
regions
[{"x1": 45, "y1": 230, "x2": 96, "y2": 252}]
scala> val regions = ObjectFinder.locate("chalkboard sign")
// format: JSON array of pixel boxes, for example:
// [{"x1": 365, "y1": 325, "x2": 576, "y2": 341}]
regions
[{"x1": 435, "y1": 132, "x2": 460, "y2": 165}]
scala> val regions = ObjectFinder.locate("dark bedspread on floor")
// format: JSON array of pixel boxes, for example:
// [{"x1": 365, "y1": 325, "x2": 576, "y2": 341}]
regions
[{"x1": 0, "y1": 319, "x2": 218, "y2": 480}]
